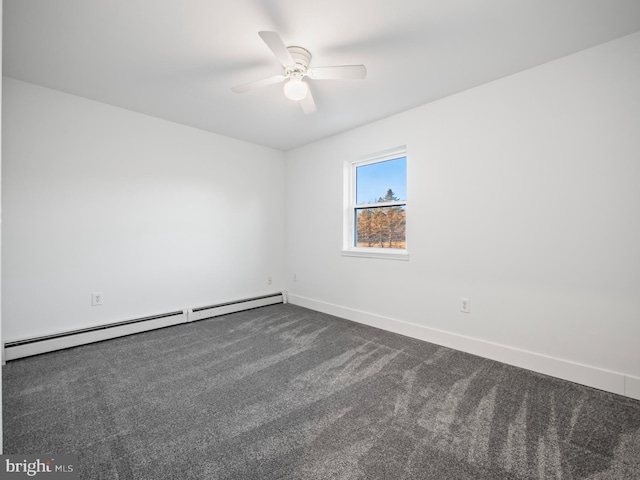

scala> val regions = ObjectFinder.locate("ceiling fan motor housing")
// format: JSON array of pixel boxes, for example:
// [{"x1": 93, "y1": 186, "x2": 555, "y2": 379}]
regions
[{"x1": 286, "y1": 46, "x2": 312, "y2": 75}]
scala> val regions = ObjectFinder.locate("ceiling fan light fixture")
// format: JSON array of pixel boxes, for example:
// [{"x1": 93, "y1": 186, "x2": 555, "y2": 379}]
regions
[
  {"x1": 232, "y1": 31, "x2": 366, "y2": 114},
  {"x1": 283, "y1": 75, "x2": 309, "y2": 101}
]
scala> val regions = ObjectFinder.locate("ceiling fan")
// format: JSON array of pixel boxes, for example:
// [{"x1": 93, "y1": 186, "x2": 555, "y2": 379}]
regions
[{"x1": 231, "y1": 31, "x2": 367, "y2": 114}]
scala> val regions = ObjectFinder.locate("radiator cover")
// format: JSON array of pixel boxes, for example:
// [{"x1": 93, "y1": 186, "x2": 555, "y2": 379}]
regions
[{"x1": 3, "y1": 292, "x2": 286, "y2": 361}]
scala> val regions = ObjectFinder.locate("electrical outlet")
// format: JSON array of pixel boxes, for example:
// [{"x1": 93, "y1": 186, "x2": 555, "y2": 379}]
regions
[
  {"x1": 293, "y1": 273, "x2": 297, "y2": 282},
  {"x1": 267, "y1": 276, "x2": 273, "y2": 285},
  {"x1": 92, "y1": 292, "x2": 104, "y2": 306},
  {"x1": 460, "y1": 297, "x2": 470, "y2": 313}
]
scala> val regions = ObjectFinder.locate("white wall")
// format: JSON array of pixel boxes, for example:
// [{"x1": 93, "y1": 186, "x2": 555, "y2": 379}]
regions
[
  {"x1": 2, "y1": 78, "x2": 285, "y2": 341},
  {"x1": 284, "y1": 32, "x2": 640, "y2": 398}
]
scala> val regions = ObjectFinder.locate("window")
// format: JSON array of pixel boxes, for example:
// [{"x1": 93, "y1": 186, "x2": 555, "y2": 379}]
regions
[{"x1": 342, "y1": 147, "x2": 408, "y2": 260}]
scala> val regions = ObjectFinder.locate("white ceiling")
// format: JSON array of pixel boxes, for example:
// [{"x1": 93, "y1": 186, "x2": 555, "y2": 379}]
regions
[{"x1": 4, "y1": 0, "x2": 640, "y2": 151}]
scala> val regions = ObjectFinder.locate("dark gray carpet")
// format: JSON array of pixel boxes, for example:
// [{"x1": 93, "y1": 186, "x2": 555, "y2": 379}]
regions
[{"x1": 3, "y1": 304, "x2": 640, "y2": 479}]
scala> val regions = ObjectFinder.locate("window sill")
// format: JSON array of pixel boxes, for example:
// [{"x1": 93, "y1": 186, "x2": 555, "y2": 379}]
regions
[{"x1": 340, "y1": 249, "x2": 409, "y2": 261}]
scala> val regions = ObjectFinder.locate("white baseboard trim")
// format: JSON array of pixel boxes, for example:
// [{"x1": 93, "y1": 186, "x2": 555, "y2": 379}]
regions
[
  {"x1": 626, "y1": 376, "x2": 640, "y2": 401},
  {"x1": 288, "y1": 294, "x2": 640, "y2": 401}
]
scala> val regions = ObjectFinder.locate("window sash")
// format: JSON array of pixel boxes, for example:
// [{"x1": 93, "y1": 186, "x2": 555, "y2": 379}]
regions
[
  {"x1": 343, "y1": 147, "x2": 408, "y2": 259},
  {"x1": 354, "y1": 200, "x2": 406, "y2": 209}
]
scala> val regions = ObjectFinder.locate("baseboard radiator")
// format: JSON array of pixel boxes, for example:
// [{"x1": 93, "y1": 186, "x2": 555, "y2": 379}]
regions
[
  {"x1": 187, "y1": 292, "x2": 286, "y2": 322},
  {"x1": 4, "y1": 292, "x2": 286, "y2": 361}
]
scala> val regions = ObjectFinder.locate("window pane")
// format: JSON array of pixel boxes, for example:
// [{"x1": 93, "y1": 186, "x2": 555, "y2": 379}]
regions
[
  {"x1": 355, "y1": 206, "x2": 406, "y2": 249},
  {"x1": 356, "y1": 157, "x2": 406, "y2": 205}
]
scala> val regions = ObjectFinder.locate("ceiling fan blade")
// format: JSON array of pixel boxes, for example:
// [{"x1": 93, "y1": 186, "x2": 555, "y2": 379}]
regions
[
  {"x1": 307, "y1": 65, "x2": 367, "y2": 80},
  {"x1": 258, "y1": 31, "x2": 294, "y2": 66},
  {"x1": 231, "y1": 74, "x2": 287, "y2": 93},
  {"x1": 300, "y1": 89, "x2": 317, "y2": 115}
]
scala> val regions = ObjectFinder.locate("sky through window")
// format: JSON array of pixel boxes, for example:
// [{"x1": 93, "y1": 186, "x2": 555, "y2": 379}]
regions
[{"x1": 356, "y1": 157, "x2": 406, "y2": 204}]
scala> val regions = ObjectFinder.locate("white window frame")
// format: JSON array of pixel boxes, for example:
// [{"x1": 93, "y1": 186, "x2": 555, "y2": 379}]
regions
[{"x1": 341, "y1": 146, "x2": 409, "y2": 260}]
